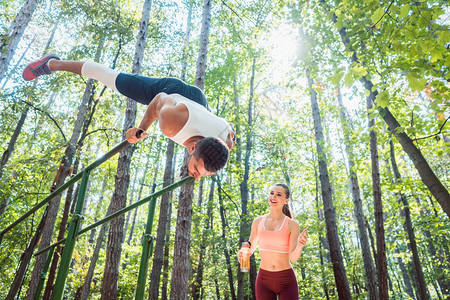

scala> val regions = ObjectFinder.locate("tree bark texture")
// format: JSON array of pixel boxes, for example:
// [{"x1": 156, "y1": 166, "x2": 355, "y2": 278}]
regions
[
  {"x1": 75, "y1": 200, "x2": 114, "y2": 300},
  {"x1": 337, "y1": 89, "x2": 378, "y2": 300},
  {"x1": 218, "y1": 179, "x2": 237, "y2": 300},
  {"x1": 191, "y1": 181, "x2": 215, "y2": 300},
  {"x1": 170, "y1": 151, "x2": 195, "y2": 300},
  {"x1": 389, "y1": 140, "x2": 429, "y2": 299},
  {"x1": 100, "y1": 0, "x2": 151, "y2": 298},
  {"x1": 148, "y1": 140, "x2": 175, "y2": 300},
  {"x1": 194, "y1": 0, "x2": 211, "y2": 91},
  {"x1": 238, "y1": 56, "x2": 255, "y2": 300},
  {"x1": 306, "y1": 69, "x2": 352, "y2": 299},
  {"x1": 365, "y1": 93, "x2": 389, "y2": 300},
  {"x1": 0, "y1": 0, "x2": 39, "y2": 80},
  {"x1": 5, "y1": 207, "x2": 48, "y2": 300}
]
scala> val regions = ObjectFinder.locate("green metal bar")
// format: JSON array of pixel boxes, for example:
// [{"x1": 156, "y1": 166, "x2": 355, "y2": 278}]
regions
[
  {"x1": 51, "y1": 170, "x2": 91, "y2": 300},
  {"x1": 35, "y1": 176, "x2": 194, "y2": 256},
  {"x1": 0, "y1": 140, "x2": 131, "y2": 238},
  {"x1": 135, "y1": 195, "x2": 157, "y2": 300},
  {"x1": 33, "y1": 246, "x2": 55, "y2": 300}
]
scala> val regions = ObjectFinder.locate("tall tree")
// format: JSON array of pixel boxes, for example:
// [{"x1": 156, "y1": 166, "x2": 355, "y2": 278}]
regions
[
  {"x1": 100, "y1": 0, "x2": 152, "y2": 298},
  {"x1": 170, "y1": 0, "x2": 211, "y2": 298},
  {"x1": 365, "y1": 90, "x2": 389, "y2": 300},
  {"x1": 0, "y1": 0, "x2": 39, "y2": 80},
  {"x1": 191, "y1": 180, "x2": 215, "y2": 300},
  {"x1": 306, "y1": 69, "x2": 352, "y2": 299},
  {"x1": 217, "y1": 178, "x2": 237, "y2": 300},
  {"x1": 237, "y1": 56, "x2": 256, "y2": 300},
  {"x1": 389, "y1": 139, "x2": 429, "y2": 299},
  {"x1": 337, "y1": 89, "x2": 378, "y2": 300}
]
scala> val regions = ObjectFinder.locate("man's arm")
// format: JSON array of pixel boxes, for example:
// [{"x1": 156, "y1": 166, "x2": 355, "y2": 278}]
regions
[{"x1": 126, "y1": 92, "x2": 187, "y2": 143}]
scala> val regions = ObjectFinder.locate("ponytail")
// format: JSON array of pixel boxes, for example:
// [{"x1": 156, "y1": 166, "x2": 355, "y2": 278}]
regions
[
  {"x1": 282, "y1": 204, "x2": 292, "y2": 218},
  {"x1": 275, "y1": 183, "x2": 294, "y2": 218}
]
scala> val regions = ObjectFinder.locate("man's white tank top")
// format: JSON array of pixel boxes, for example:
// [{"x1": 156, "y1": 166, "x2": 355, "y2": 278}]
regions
[{"x1": 169, "y1": 94, "x2": 231, "y2": 146}]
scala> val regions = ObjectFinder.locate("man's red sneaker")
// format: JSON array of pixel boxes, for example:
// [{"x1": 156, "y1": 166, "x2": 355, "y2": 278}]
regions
[{"x1": 22, "y1": 53, "x2": 61, "y2": 81}]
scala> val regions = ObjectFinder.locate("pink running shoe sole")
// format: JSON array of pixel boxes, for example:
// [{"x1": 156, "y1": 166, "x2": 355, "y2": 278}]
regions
[{"x1": 22, "y1": 53, "x2": 61, "y2": 81}]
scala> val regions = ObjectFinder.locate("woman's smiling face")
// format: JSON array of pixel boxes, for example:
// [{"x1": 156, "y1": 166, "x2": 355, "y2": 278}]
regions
[{"x1": 268, "y1": 185, "x2": 289, "y2": 207}]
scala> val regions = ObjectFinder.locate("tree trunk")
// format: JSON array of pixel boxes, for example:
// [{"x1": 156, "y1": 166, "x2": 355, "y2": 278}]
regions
[
  {"x1": 306, "y1": 69, "x2": 352, "y2": 299},
  {"x1": 5, "y1": 207, "x2": 48, "y2": 300},
  {"x1": 416, "y1": 197, "x2": 450, "y2": 297},
  {"x1": 337, "y1": 89, "x2": 378, "y2": 300},
  {"x1": 191, "y1": 181, "x2": 215, "y2": 300},
  {"x1": 126, "y1": 155, "x2": 151, "y2": 247},
  {"x1": 0, "y1": 0, "x2": 39, "y2": 80},
  {"x1": 75, "y1": 197, "x2": 113, "y2": 300},
  {"x1": 169, "y1": 151, "x2": 195, "y2": 300},
  {"x1": 0, "y1": 107, "x2": 28, "y2": 181},
  {"x1": 148, "y1": 140, "x2": 175, "y2": 300},
  {"x1": 389, "y1": 140, "x2": 429, "y2": 299},
  {"x1": 161, "y1": 151, "x2": 177, "y2": 300},
  {"x1": 218, "y1": 179, "x2": 237, "y2": 300},
  {"x1": 314, "y1": 169, "x2": 331, "y2": 299},
  {"x1": 365, "y1": 92, "x2": 389, "y2": 300},
  {"x1": 123, "y1": 165, "x2": 139, "y2": 243},
  {"x1": 237, "y1": 56, "x2": 256, "y2": 300},
  {"x1": 170, "y1": 0, "x2": 211, "y2": 298},
  {"x1": 100, "y1": 0, "x2": 152, "y2": 297}
]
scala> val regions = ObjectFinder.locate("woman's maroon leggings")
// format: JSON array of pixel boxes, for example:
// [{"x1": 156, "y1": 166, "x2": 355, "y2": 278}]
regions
[{"x1": 255, "y1": 268, "x2": 298, "y2": 299}]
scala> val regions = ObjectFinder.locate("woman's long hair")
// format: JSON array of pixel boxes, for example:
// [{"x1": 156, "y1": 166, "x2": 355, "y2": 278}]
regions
[{"x1": 274, "y1": 183, "x2": 294, "y2": 218}]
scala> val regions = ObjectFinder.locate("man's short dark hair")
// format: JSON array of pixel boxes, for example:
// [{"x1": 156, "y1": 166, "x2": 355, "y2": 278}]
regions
[{"x1": 194, "y1": 137, "x2": 229, "y2": 173}]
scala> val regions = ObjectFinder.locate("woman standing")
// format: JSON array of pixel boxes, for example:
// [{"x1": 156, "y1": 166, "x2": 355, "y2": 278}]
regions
[{"x1": 238, "y1": 183, "x2": 308, "y2": 299}]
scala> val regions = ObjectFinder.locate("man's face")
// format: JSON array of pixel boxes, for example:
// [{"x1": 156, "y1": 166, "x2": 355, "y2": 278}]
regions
[{"x1": 187, "y1": 155, "x2": 216, "y2": 179}]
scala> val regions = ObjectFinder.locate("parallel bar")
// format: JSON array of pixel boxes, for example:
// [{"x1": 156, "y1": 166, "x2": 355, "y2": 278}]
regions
[
  {"x1": 35, "y1": 176, "x2": 193, "y2": 256},
  {"x1": 135, "y1": 195, "x2": 157, "y2": 300},
  {"x1": 51, "y1": 170, "x2": 91, "y2": 300},
  {"x1": 0, "y1": 140, "x2": 131, "y2": 237}
]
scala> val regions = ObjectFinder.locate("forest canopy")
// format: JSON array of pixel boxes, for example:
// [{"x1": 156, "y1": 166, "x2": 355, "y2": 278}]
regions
[{"x1": 0, "y1": 0, "x2": 449, "y2": 299}]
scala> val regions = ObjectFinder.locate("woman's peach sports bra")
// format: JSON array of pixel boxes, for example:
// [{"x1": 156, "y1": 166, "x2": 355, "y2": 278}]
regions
[{"x1": 258, "y1": 215, "x2": 290, "y2": 253}]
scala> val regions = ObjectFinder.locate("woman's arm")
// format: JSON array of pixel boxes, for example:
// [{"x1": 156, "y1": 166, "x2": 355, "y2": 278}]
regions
[
  {"x1": 289, "y1": 220, "x2": 307, "y2": 263},
  {"x1": 238, "y1": 217, "x2": 261, "y2": 262}
]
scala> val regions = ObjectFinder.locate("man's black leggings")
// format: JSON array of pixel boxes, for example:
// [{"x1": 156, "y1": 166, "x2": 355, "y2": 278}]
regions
[{"x1": 115, "y1": 73, "x2": 209, "y2": 109}]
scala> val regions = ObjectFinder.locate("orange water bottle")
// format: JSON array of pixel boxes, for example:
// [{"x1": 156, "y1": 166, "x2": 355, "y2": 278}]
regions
[{"x1": 240, "y1": 242, "x2": 250, "y2": 272}]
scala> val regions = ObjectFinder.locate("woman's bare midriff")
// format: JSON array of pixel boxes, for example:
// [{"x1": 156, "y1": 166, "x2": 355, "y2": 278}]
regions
[{"x1": 259, "y1": 251, "x2": 291, "y2": 271}]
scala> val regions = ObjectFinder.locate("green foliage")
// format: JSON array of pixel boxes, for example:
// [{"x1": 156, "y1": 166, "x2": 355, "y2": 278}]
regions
[{"x1": 0, "y1": 0, "x2": 449, "y2": 299}]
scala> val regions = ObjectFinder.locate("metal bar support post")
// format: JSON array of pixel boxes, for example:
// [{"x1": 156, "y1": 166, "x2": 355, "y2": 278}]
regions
[
  {"x1": 51, "y1": 170, "x2": 91, "y2": 300},
  {"x1": 135, "y1": 194, "x2": 158, "y2": 300}
]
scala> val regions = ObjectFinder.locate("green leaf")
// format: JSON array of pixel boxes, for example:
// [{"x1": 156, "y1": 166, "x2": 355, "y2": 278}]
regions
[
  {"x1": 350, "y1": 65, "x2": 368, "y2": 78},
  {"x1": 438, "y1": 30, "x2": 450, "y2": 45},
  {"x1": 376, "y1": 90, "x2": 389, "y2": 108},
  {"x1": 406, "y1": 73, "x2": 427, "y2": 91},
  {"x1": 344, "y1": 72, "x2": 354, "y2": 87},
  {"x1": 372, "y1": 7, "x2": 385, "y2": 24},
  {"x1": 331, "y1": 71, "x2": 344, "y2": 85},
  {"x1": 399, "y1": 4, "x2": 410, "y2": 19},
  {"x1": 430, "y1": 50, "x2": 443, "y2": 63}
]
